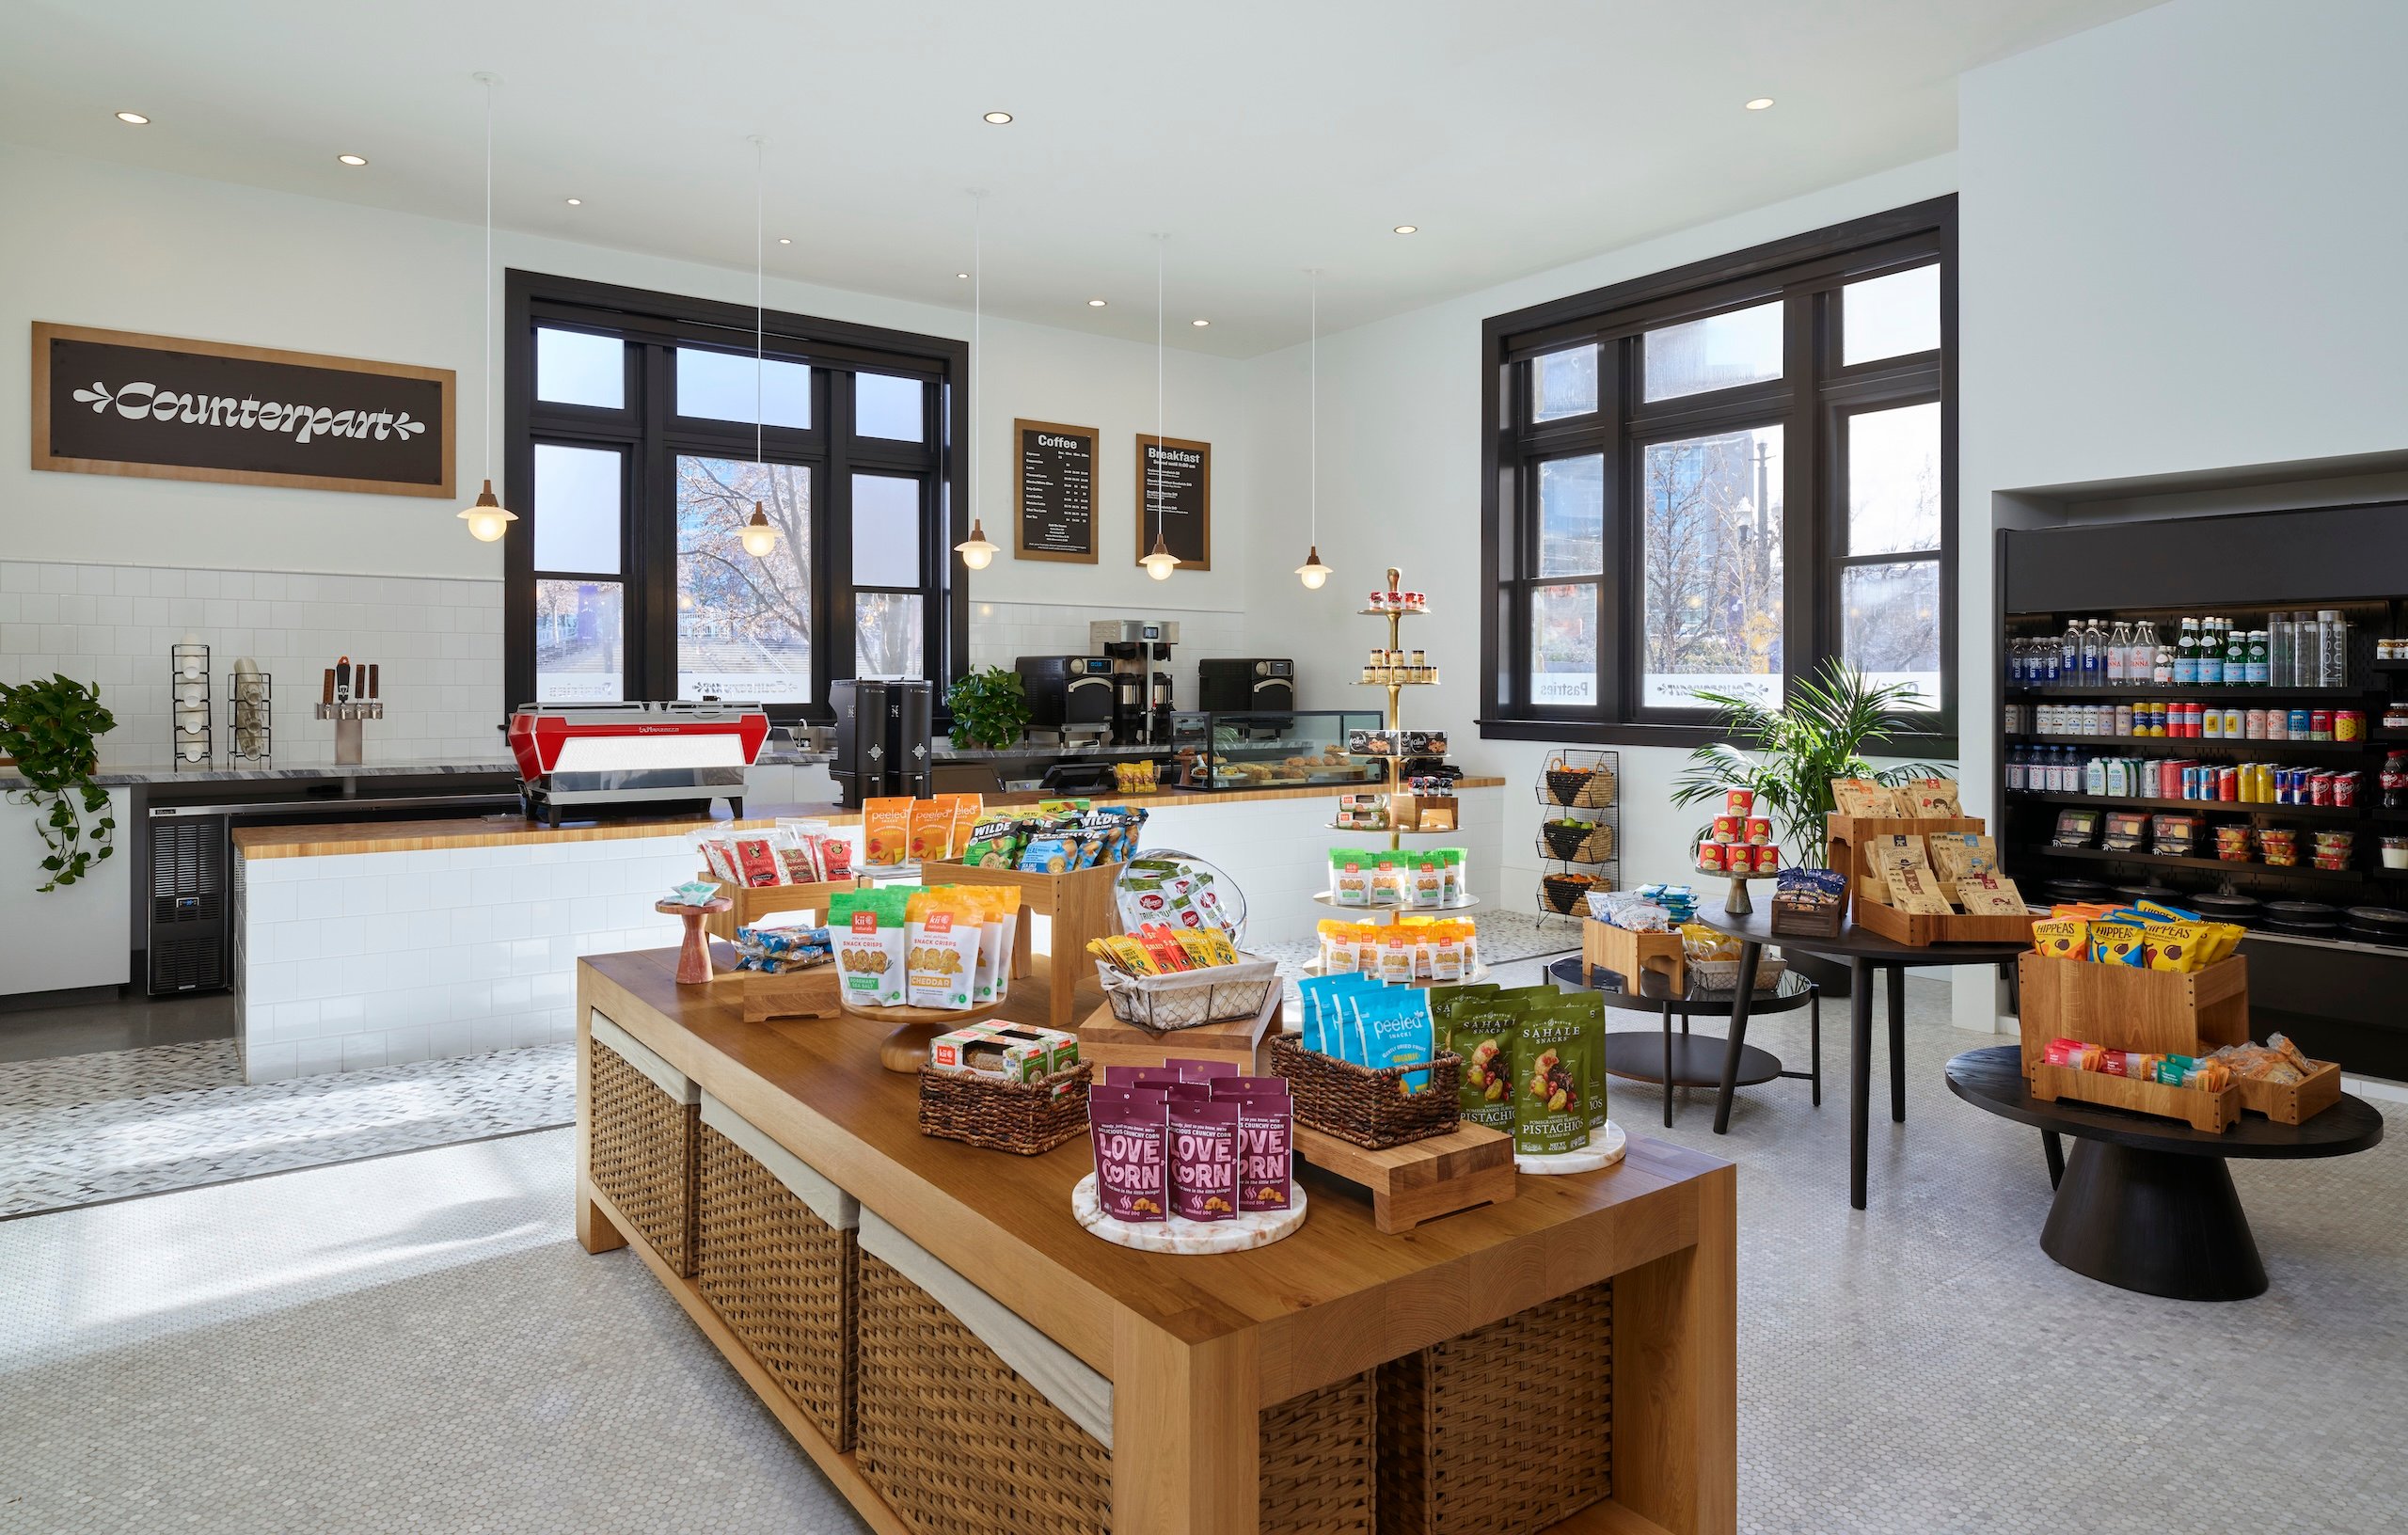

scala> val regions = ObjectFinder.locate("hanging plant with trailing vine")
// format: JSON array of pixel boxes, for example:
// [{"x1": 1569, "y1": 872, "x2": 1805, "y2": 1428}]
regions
[{"x1": 0, "y1": 673, "x2": 119, "y2": 892}]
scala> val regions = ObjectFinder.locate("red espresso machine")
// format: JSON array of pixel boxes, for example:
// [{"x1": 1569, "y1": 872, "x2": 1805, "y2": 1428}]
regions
[{"x1": 507, "y1": 701, "x2": 769, "y2": 825}]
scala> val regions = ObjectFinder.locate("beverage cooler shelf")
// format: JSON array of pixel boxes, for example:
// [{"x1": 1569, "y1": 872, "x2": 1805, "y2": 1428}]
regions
[{"x1": 2006, "y1": 790, "x2": 2364, "y2": 820}]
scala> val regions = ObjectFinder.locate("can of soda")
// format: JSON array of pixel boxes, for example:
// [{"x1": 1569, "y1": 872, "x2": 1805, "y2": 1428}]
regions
[
  {"x1": 2181, "y1": 765, "x2": 2202, "y2": 800},
  {"x1": 2289, "y1": 707, "x2": 2313, "y2": 736},
  {"x1": 2337, "y1": 709, "x2": 2365, "y2": 742},
  {"x1": 2218, "y1": 766, "x2": 2239, "y2": 801},
  {"x1": 2310, "y1": 770, "x2": 2336, "y2": 806},
  {"x1": 2311, "y1": 709, "x2": 2335, "y2": 741},
  {"x1": 2244, "y1": 708, "x2": 2267, "y2": 739}
]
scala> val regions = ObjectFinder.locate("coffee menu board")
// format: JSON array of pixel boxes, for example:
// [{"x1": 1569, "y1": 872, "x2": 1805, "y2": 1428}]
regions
[
  {"x1": 31, "y1": 323, "x2": 455, "y2": 498},
  {"x1": 1013, "y1": 418, "x2": 1099, "y2": 562},
  {"x1": 1133, "y1": 434, "x2": 1212, "y2": 572}
]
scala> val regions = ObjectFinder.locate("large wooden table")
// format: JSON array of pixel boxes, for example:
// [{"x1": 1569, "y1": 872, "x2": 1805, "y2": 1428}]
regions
[{"x1": 577, "y1": 946, "x2": 1737, "y2": 1535}]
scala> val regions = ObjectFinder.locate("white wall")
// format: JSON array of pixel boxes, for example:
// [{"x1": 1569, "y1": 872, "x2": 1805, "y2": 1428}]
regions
[
  {"x1": 1240, "y1": 156, "x2": 1961, "y2": 912},
  {"x1": 1950, "y1": 0, "x2": 2408, "y2": 1029},
  {"x1": 0, "y1": 142, "x2": 1260, "y2": 754}
]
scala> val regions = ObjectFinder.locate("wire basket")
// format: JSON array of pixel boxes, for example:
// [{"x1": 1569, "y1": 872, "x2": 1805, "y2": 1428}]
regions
[
  {"x1": 1686, "y1": 955, "x2": 1789, "y2": 993},
  {"x1": 1539, "y1": 873, "x2": 1608, "y2": 914},
  {"x1": 1095, "y1": 956, "x2": 1281, "y2": 1031}
]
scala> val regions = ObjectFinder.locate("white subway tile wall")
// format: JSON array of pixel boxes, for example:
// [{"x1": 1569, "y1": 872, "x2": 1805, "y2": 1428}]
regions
[
  {"x1": 0, "y1": 560, "x2": 504, "y2": 768},
  {"x1": 966, "y1": 600, "x2": 1253, "y2": 688}
]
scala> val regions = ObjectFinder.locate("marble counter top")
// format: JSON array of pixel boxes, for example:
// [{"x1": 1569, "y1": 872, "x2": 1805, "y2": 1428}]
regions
[{"x1": 0, "y1": 750, "x2": 831, "y2": 792}]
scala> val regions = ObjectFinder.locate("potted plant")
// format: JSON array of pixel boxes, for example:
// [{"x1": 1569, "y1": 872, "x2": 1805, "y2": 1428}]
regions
[
  {"x1": 943, "y1": 665, "x2": 1033, "y2": 752},
  {"x1": 0, "y1": 673, "x2": 119, "y2": 892},
  {"x1": 1669, "y1": 662, "x2": 1945, "y2": 994}
]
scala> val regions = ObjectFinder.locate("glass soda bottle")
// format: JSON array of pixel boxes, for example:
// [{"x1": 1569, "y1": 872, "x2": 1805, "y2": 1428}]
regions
[
  {"x1": 2174, "y1": 618, "x2": 2199, "y2": 685},
  {"x1": 2106, "y1": 621, "x2": 2131, "y2": 684},
  {"x1": 2199, "y1": 619, "x2": 2225, "y2": 686}
]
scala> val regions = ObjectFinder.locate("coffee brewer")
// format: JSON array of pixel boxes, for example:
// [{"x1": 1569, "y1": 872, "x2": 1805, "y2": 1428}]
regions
[{"x1": 1089, "y1": 619, "x2": 1180, "y2": 745}]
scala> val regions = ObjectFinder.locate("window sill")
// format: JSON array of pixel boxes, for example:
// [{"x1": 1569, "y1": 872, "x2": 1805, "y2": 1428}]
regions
[{"x1": 1478, "y1": 717, "x2": 1959, "y2": 760}]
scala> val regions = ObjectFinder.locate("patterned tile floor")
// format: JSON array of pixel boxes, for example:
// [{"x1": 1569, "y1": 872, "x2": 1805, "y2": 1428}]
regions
[
  {"x1": 0, "y1": 1041, "x2": 571, "y2": 1218},
  {"x1": 4, "y1": 956, "x2": 2402, "y2": 1533}
]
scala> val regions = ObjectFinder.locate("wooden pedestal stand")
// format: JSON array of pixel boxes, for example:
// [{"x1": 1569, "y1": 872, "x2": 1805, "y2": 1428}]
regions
[
  {"x1": 1582, "y1": 918, "x2": 1686, "y2": 991},
  {"x1": 700, "y1": 875, "x2": 866, "y2": 942},
  {"x1": 655, "y1": 897, "x2": 734, "y2": 985},
  {"x1": 841, "y1": 995, "x2": 1007, "y2": 1074},
  {"x1": 1076, "y1": 998, "x2": 1282, "y2": 1076},
  {"x1": 1291, "y1": 1121, "x2": 1516, "y2": 1234}
]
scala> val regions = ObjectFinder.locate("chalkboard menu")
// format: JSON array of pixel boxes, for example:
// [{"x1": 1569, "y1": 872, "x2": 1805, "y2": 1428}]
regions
[
  {"x1": 1134, "y1": 434, "x2": 1212, "y2": 572},
  {"x1": 1013, "y1": 418, "x2": 1099, "y2": 562},
  {"x1": 32, "y1": 323, "x2": 454, "y2": 498}
]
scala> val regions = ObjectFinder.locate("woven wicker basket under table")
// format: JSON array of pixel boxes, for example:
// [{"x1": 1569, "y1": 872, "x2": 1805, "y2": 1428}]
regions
[
  {"x1": 1380, "y1": 1280, "x2": 1615, "y2": 1535},
  {"x1": 854, "y1": 1213, "x2": 1376, "y2": 1535},
  {"x1": 695, "y1": 1093, "x2": 859, "y2": 1452},
  {"x1": 586, "y1": 1012, "x2": 699, "y2": 1275}
]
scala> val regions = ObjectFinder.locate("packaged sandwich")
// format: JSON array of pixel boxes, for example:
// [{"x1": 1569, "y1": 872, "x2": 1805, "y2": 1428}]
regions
[{"x1": 830, "y1": 887, "x2": 910, "y2": 1005}]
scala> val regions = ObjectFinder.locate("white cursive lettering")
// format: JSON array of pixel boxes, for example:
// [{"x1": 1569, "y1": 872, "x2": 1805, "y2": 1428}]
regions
[{"x1": 66, "y1": 377, "x2": 428, "y2": 447}]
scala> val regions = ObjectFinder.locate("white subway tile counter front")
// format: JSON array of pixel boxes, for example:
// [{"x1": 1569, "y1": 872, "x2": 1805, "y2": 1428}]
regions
[{"x1": 227, "y1": 781, "x2": 1502, "y2": 1083}]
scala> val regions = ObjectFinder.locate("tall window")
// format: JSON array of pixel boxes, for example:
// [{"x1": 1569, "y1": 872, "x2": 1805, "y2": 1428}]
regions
[
  {"x1": 504, "y1": 272, "x2": 966, "y2": 720},
  {"x1": 1481, "y1": 198, "x2": 1956, "y2": 749}
]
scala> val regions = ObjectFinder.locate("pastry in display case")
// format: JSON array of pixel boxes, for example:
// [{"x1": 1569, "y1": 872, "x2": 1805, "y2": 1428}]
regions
[{"x1": 1168, "y1": 710, "x2": 1386, "y2": 790}]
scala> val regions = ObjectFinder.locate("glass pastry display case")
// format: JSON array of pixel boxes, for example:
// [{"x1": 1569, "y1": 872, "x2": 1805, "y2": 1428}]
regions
[{"x1": 1167, "y1": 710, "x2": 1386, "y2": 791}]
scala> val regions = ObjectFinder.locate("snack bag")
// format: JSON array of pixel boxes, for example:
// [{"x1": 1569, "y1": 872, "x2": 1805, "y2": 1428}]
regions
[
  {"x1": 945, "y1": 795, "x2": 986, "y2": 862},
  {"x1": 1536, "y1": 989, "x2": 1610, "y2": 1132},
  {"x1": 1429, "y1": 921, "x2": 1466, "y2": 983},
  {"x1": 1319, "y1": 919, "x2": 1361, "y2": 974},
  {"x1": 1167, "y1": 1099, "x2": 1241, "y2": 1222},
  {"x1": 1370, "y1": 851, "x2": 1404, "y2": 906},
  {"x1": 1905, "y1": 777, "x2": 1963, "y2": 818},
  {"x1": 1513, "y1": 1011, "x2": 1593, "y2": 1156},
  {"x1": 1090, "y1": 1092, "x2": 1169, "y2": 1223},
  {"x1": 1212, "y1": 1078, "x2": 1292, "y2": 1213},
  {"x1": 908, "y1": 798, "x2": 957, "y2": 862},
  {"x1": 819, "y1": 835, "x2": 854, "y2": 880},
  {"x1": 1019, "y1": 835, "x2": 1075, "y2": 875},
  {"x1": 2089, "y1": 919, "x2": 2146, "y2": 967},
  {"x1": 1329, "y1": 849, "x2": 1370, "y2": 907},
  {"x1": 830, "y1": 887, "x2": 909, "y2": 1004},
  {"x1": 1359, "y1": 989, "x2": 1437, "y2": 1094},
  {"x1": 960, "y1": 886, "x2": 1018, "y2": 1003},
  {"x1": 863, "y1": 798, "x2": 912, "y2": 867},
  {"x1": 1410, "y1": 851, "x2": 1445, "y2": 907},
  {"x1": 959, "y1": 816, "x2": 1023, "y2": 869},
  {"x1": 732, "y1": 834, "x2": 787, "y2": 888},
  {"x1": 2032, "y1": 917, "x2": 2089, "y2": 960},
  {"x1": 905, "y1": 892, "x2": 983, "y2": 1009},
  {"x1": 1440, "y1": 849, "x2": 1465, "y2": 905},
  {"x1": 1379, "y1": 930, "x2": 1415, "y2": 986},
  {"x1": 1432, "y1": 984, "x2": 1513, "y2": 1131},
  {"x1": 2144, "y1": 920, "x2": 2210, "y2": 973},
  {"x1": 696, "y1": 835, "x2": 743, "y2": 886}
]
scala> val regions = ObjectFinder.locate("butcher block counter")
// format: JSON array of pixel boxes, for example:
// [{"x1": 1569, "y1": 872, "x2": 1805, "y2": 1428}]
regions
[{"x1": 576, "y1": 945, "x2": 1737, "y2": 1535}]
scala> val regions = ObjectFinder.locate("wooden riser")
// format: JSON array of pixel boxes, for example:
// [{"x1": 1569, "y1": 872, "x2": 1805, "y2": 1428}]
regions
[
  {"x1": 1849, "y1": 893, "x2": 2039, "y2": 948},
  {"x1": 1077, "y1": 1001, "x2": 1281, "y2": 1077},
  {"x1": 2028, "y1": 1061, "x2": 2240, "y2": 1132},
  {"x1": 1582, "y1": 920, "x2": 1687, "y2": 993},
  {"x1": 2017, "y1": 952, "x2": 2251, "y2": 1066},
  {"x1": 1292, "y1": 1121, "x2": 1516, "y2": 1234},
  {"x1": 2235, "y1": 1059, "x2": 2343, "y2": 1124}
]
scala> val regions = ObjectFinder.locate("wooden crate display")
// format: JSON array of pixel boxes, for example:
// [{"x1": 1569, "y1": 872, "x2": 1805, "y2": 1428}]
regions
[
  {"x1": 1579, "y1": 919, "x2": 1686, "y2": 992},
  {"x1": 703, "y1": 876, "x2": 867, "y2": 942},
  {"x1": 1075, "y1": 998, "x2": 1281, "y2": 1076},
  {"x1": 2017, "y1": 952, "x2": 2251, "y2": 1131},
  {"x1": 918, "y1": 858, "x2": 1121, "y2": 1030},
  {"x1": 2234, "y1": 1060, "x2": 2343, "y2": 1126},
  {"x1": 1827, "y1": 812, "x2": 2038, "y2": 947}
]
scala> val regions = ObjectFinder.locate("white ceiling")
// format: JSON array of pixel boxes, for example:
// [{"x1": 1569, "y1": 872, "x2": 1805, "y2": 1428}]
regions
[{"x1": 0, "y1": 0, "x2": 2153, "y2": 357}]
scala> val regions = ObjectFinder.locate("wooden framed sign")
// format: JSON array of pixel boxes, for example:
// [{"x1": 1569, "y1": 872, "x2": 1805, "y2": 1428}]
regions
[
  {"x1": 1013, "y1": 418, "x2": 1098, "y2": 562},
  {"x1": 1133, "y1": 433, "x2": 1211, "y2": 572},
  {"x1": 31, "y1": 323, "x2": 455, "y2": 498}
]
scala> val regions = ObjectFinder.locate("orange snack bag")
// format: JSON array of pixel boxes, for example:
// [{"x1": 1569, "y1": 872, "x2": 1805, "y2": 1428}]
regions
[
  {"x1": 863, "y1": 798, "x2": 912, "y2": 866},
  {"x1": 946, "y1": 794, "x2": 986, "y2": 863},
  {"x1": 910, "y1": 797, "x2": 959, "y2": 862}
]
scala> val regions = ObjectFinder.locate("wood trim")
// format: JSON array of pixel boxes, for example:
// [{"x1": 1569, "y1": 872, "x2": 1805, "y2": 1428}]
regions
[
  {"x1": 1133, "y1": 433, "x2": 1212, "y2": 573},
  {"x1": 1012, "y1": 418, "x2": 1101, "y2": 563},
  {"x1": 31, "y1": 321, "x2": 457, "y2": 498}
]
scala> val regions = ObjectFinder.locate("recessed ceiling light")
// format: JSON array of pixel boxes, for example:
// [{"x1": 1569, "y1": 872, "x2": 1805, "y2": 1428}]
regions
[
  {"x1": 115, "y1": 111, "x2": 150, "y2": 125},
  {"x1": 1086, "y1": 298, "x2": 1107, "y2": 308},
  {"x1": 1745, "y1": 97, "x2": 1775, "y2": 111},
  {"x1": 564, "y1": 197, "x2": 582, "y2": 206},
  {"x1": 778, "y1": 237, "x2": 792, "y2": 245},
  {"x1": 983, "y1": 111, "x2": 1013, "y2": 124},
  {"x1": 1192, "y1": 319, "x2": 1210, "y2": 327},
  {"x1": 337, "y1": 153, "x2": 368, "y2": 166},
  {"x1": 957, "y1": 272, "x2": 970, "y2": 279},
  {"x1": 1392, "y1": 224, "x2": 1418, "y2": 235}
]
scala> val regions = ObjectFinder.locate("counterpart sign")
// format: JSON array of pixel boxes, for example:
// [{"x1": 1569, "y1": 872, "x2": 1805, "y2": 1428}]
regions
[
  {"x1": 1133, "y1": 433, "x2": 1211, "y2": 572},
  {"x1": 1014, "y1": 418, "x2": 1098, "y2": 562},
  {"x1": 32, "y1": 323, "x2": 455, "y2": 497}
]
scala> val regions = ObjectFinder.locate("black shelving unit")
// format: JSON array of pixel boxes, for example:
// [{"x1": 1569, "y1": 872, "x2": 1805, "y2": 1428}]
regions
[{"x1": 1998, "y1": 500, "x2": 2408, "y2": 1078}]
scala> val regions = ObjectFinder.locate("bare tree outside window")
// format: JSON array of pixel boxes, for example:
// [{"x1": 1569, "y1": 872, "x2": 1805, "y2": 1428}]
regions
[
  {"x1": 676, "y1": 455, "x2": 811, "y2": 702},
  {"x1": 1641, "y1": 426, "x2": 1783, "y2": 707}
]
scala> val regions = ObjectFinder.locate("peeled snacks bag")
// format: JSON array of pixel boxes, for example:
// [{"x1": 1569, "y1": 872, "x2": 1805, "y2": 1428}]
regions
[
  {"x1": 831, "y1": 888, "x2": 910, "y2": 1005},
  {"x1": 904, "y1": 889, "x2": 982, "y2": 1009},
  {"x1": 909, "y1": 798, "x2": 958, "y2": 862},
  {"x1": 1167, "y1": 1099, "x2": 1241, "y2": 1222},
  {"x1": 862, "y1": 798, "x2": 912, "y2": 867}
]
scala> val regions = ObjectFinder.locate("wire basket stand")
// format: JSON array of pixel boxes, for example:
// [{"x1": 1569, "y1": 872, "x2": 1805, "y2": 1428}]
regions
[{"x1": 1533, "y1": 748, "x2": 1618, "y2": 923}]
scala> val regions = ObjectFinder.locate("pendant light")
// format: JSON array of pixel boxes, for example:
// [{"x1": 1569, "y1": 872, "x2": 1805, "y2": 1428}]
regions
[
  {"x1": 1138, "y1": 234, "x2": 1180, "y2": 581},
  {"x1": 953, "y1": 191, "x2": 998, "y2": 571},
  {"x1": 1294, "y1": 268, "x2": 1333, "y2": 591},
  {"x1": 458, "y1": 73, "x2": 516, "y2": 543},
  {"x1": 737, "y1": 135, "x2": 781, "y2": 560}
]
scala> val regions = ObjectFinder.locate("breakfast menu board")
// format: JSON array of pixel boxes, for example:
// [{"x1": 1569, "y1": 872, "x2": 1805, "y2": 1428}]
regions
[
  {"x1": 1014, "y1": 419, "x2": 1099, "y2": 562},
  {"x1": 1134, "y1": 433, "x2": 1212, "y2": 572}
]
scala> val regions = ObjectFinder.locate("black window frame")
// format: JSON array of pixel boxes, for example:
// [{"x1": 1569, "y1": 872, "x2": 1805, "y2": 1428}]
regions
[
  {"x1": 503, "y1": 269, "x2": 969, "y2": 723},
  {"x1": 1479, "y1": 197, "x2": 1957, "y2": 754}
]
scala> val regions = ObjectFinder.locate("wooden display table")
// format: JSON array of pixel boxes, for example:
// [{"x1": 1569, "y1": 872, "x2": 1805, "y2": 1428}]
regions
[{"x1": 577, "y1": 946, "x2": 1737, "y2": 1535}]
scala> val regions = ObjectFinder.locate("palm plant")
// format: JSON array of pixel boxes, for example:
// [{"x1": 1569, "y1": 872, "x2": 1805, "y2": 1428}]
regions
[{"x1": 1669, "y1": 662, "x2": 1946, "y2": 867}]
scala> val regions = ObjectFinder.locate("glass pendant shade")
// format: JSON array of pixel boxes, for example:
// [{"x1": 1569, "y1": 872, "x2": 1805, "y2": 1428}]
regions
[
  {"x1": 738, "y1": 500, "x2": 779, "y2": 558},
  {"x1": 955, "y1": 516, "x2": 999, "y2": 570},
  {"x1": 1140, "y1": 528, "x2": 1180, "y2": 581},
  {"x1": 1295, "y1": 544, "x2": 1332, "y2": 590},
  {"x1": 457, "y1": 479, "x2": 516, "y2": 543}
]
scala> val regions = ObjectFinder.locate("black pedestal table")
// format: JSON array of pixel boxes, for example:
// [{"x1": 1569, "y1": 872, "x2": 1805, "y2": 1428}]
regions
[
  {"x1": 1548, "y1": 956, "x2": 1819, "y2": 1127},
  {"x1": 1945, "y1": 1044, "x2": 2384, "y2": 1300},
  {"x1": 1694, "y1": 902, "x2": 2033, "y2": 1210}
]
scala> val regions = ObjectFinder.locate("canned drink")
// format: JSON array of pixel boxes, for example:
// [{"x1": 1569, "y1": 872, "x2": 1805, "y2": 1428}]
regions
[
  {"x1": 2337, "y1": 709, "x2": 2365, "y2": 742},
  {"x1": 2244, "y1": 708, "x2": 2267, "y2": 739},
  {"x1": 2310, "y1": 770, "x2": 2336, "y2": 806},
  {"x1": 2273, "y1": 767, "x2": 2296, "y2": 805},
  {"x1": 2217, "y1": 766, "x2": 2239, "y2": 802},
  {"x1": 2181, "y1": 765, "x2": 2202, "y2": 799},
  {"x1": 2223, "y1": 707, "x2": 2245, "y2": 738},
  {"x1": 2335, "y1": 770, "x2": 2360, "y2": 808},
  {"x1": 2311, "y1": 709, "x2": 2334, "y2": 741},
  {"x1": 1744, "y1": 816, "x2": 1773, "y2": 845},
  {"x1": 1697, "y1": 841, "x2": 1727, "y2": 872},
  {"x1": 2289, "y1": 707, "x2": 2312, "y2": 736},
  {"x1": 2202, "y1": 709, "x2": 2223, "y2": 739},
  {"x1": 1712, "y1": 815, "x2": 1742, "y2": 843},
  {"x1": 2115, "y1": 704, "x2": 2133, "y2": 736},
  {"x1": 2264, "y1": 708, "x2": 2287, "y2": 740}
]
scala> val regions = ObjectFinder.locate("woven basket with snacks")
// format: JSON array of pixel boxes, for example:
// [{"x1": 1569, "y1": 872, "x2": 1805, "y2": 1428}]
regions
[
  {"x1": 1270, "y1": 1035, "x2": 1461, "y2": 1149},
  {"x1": 1094, "y1": 956, "x2": 1281, "y2": 1032}
]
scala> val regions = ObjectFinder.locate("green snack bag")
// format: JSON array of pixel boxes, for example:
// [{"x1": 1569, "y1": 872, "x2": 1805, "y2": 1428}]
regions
[
  {"x1": 830, "y1": 888, "x2": 911, "y2": 1005},
  {"x1": 1534, "y1": 990, "x2": 1609, "y2": 1133},
  {"x1": 1513, "y1": 1008, "x2": 1595, "y2": 1157},
  {"x1": 959, "y1": 816, "x2": 1023, "y2": 869},
  {"x1": 1430, "y1": 983, "x2": 1512, "y2": 1131}
]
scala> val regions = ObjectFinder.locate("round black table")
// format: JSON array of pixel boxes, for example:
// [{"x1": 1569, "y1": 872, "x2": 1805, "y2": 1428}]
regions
[
  {"x1": 1695, "y1": 902, "x2": 2034, "y2": 1210},
  {"x1": 1945, "y1": 1044, "x2": 2384, "y2": 1301},
  {"x1": 1548, "y1": 957, "x2": 1819, "y2": 1127}
]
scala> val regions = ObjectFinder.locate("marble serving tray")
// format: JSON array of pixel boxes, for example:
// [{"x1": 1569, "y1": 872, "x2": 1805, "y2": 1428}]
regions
[
  {"x1": 1514, "y1": 1119, "x2": 1627, "y2": 1175},
  {"x1": 1070, "y1": 1173, "x2": 1307, "y2": 1254}
]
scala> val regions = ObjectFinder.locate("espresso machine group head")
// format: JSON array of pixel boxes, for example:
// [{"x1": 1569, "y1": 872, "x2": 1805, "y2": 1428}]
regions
[{"x1": 1088, "y1": 619, "x2": 1180, "y2": 745}]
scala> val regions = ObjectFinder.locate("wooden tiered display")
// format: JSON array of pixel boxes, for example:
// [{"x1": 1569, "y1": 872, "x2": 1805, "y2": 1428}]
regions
[
  {"x1": 1826, "y1": 812, "x2": 2041, "y2": 946},
  {"x1": 2018, "y1": 952, "x2": 2248, "y2": 1131}
]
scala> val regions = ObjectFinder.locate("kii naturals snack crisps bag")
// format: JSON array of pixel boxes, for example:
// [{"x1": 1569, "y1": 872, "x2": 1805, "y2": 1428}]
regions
[
  {"x1": 831, "y1": 887, "x2": 910, "y2": 1005},
  {"x1": 1089, "y1": 1090, "x2": 1169, "y2": 1223},
  {"x1": 1168, "y1": 1099, "x2": 1241, "y2": 1221},
  {"x1": 904, "y1": 890, "x2": 982, "y2": 1009}
]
